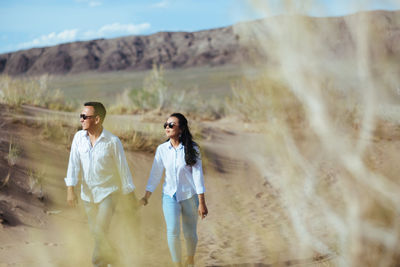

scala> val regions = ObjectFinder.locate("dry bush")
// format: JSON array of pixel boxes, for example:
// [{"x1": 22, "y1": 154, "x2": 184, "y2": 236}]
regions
[
  {"x1": 38, "y1": 117, "x2": 78, "y2": 148},
  {"x1": 226, "y1": 74, "x2": 305, "y2": 123},
  {"x1": 0, "y1": 75, "x2": 75, "y2": 111},
  {"x1": 109, "y1": 65, "x2": 225, "y2": 120},
  {"x1": 116, "y1": 124, "x2": 164, "y2": 153}
]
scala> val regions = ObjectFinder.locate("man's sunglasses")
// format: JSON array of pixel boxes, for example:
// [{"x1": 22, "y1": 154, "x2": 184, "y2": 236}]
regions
[
  {"x1": 163, "y1": 122, "x2": 177, "y2": 129},
  {"x1": 80, "y1": 114, "x2": 96, "y2": 120}
]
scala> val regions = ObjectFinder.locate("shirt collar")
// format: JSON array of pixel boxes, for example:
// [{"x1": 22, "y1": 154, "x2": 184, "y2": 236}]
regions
[
  {"x1": 84, "y1": 128, "x2": 107, "y2": 143},
  {"x1": 168, "y1": 141, "x2": 183, "y2": 150}
]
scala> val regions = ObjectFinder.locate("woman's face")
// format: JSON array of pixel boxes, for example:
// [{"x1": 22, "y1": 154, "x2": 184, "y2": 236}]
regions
[{"x1": 165, "y1": 116, "x2": 181, "y2": 139}]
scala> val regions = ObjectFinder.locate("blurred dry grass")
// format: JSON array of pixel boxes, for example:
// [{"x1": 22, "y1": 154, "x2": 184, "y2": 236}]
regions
[{"x1": 230, "y1": 1, "x2": 400, "y2": 266}]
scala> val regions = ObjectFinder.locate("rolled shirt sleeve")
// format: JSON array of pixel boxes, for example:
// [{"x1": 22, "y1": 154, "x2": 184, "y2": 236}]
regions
[
  {"x1": 64, "y1": 132, "x2": 81, "y2": 186},
  {"x1": 146, "y1": 146, "x2": 165, "y2": 192},
  {"x1": 192, "y1": 147, "x2": 205, "y2": 194},
  {"x1": 113, "y1": 137, "x2": 135, "y2": 194}
]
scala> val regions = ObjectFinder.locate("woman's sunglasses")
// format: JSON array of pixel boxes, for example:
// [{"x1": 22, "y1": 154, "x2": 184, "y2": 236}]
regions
[
  {"x1": 80, "y1": 114, "x2": 96, "y2": 120},
  {"x1": 163, "y1": 122, "x2": 177, "y2": 129}
]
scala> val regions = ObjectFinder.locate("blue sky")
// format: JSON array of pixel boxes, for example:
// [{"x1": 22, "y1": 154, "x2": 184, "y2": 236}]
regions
[{"x1": 0, "y1": 0, "x2": 399, "y2": 54}]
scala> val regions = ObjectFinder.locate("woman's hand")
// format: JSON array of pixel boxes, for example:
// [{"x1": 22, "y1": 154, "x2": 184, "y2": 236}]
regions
[
  {"x1": 140, "y1": 191, "x2": 152, "y2": 206},
  {"x1": 139, "y1": 197, "x2": 148, "y2": 206},
  {"x1": 198, "y1": 202, "x2": 208, "y2": 219}
]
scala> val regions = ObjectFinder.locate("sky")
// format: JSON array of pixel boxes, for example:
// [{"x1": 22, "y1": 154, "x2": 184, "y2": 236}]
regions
[{"x1": 0, "y1": 0, "x2": 399, "y2": 54}]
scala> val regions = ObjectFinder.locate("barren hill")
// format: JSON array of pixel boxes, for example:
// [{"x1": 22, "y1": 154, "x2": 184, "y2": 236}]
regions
[{"x1": 0, "y1": 9, "x2": 399, "y2": 76}]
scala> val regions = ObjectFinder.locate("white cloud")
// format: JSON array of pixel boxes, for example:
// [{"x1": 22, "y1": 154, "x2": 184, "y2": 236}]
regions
[
  {"x1": 74, "y1": 0, "x2": 102, "y2": 7},
  {"x1": 84, "y1": 22, "x2": 151, "y2": 39},
  {"x1": 89, "y1": 1, "x2": 102, "y2": 7},
  {"x1": 18, "y1": 29, "x2": 78, "y2": 49},
  {"x1": 151, "y1": 0, "x2": 169, "y2": 8},
  {"x1": 17, "y1": 22, "x2": 150, "y2": 50}
]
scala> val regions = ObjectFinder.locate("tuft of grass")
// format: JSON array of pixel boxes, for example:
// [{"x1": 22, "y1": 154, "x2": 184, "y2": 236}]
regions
[
  {"x1": 27, "y1": 168, "x2": 45, "y2": 199},
  {"x1": 0, "y1": 172, "x2": 10, "y2": 189},
  {"x1": 7, "y1": 137, "x2": 21, "y2": 167},
  {"x1": 1, "y1": 137, "x2": 21, "y2": 188}
]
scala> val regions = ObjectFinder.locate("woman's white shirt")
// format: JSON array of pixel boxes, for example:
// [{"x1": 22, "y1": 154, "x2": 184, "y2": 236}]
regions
[{"x1": 146, "y1": 141, "x2": 205, "y2": 202}]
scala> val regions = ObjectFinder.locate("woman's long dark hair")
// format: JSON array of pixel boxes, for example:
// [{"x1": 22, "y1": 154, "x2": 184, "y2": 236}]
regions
[{"x1": 169, "y1": 113, "x2": 199, "y2": 166}]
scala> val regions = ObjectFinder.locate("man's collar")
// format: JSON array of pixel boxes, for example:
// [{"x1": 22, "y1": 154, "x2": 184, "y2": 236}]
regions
[{"x1": 84, "y1": 128, "x2": 107, "y2": 141}]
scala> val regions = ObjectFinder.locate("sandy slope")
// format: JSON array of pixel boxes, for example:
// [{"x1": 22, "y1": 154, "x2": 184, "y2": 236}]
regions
[{"x1": 0, "y1": 105, "x2": 363, "y2": 267}]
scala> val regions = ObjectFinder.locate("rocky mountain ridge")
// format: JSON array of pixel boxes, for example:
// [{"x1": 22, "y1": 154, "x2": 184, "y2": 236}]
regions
[{"x1": 1, "y1": 9, "x2": 399, "y2": 76}]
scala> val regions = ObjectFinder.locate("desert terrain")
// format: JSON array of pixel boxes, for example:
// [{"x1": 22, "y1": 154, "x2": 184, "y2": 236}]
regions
[
  {"x1": 1, "y1": 8, "x2": 400, "y2": 267},
  {"x1": 0, "y1": 102, "x2": 337, "y2": 267}
]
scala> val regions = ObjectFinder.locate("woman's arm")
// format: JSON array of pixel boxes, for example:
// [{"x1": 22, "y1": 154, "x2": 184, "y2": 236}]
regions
[
  {"x1": 141, "y1": 146, "x2": 164, "y2": 206},
  {"x1": 198, "y1": 193, "x2": 208, "y2": 219}
]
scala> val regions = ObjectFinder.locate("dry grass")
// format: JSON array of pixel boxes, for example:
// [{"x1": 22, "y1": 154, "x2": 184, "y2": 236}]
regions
[
  {"x1": 27, "y1": 168, "x2": 45, "y2": 199},
  {"x1": 226, "y1": 74, "x2": 305, "y2": 123},
  {"x1": 118, "y1": 129, "x2": 162, "y2": 153},
  {"x1": 0, "y1": 75, "x2": 76, "y2": 111},
  {"x1": 38, "y1": 117, "x2": 78, "y2": 148},
  {"x1": 0, "y1": 137, "x2": 21, "y2": 188},
  {"x1": 109, "y1": 65, "x2": 226, "y2": 120},
  {"x1": 6, "y1": 137, "x2": 21, "y2": 167}
]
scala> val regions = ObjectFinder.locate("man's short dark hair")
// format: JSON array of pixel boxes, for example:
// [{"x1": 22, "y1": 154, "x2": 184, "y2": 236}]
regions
[{"x1": 84, "y1": 102, "x2": 106, "y2": 123}]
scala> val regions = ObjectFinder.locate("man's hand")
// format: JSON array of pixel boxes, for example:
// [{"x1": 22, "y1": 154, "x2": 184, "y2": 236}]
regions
[
  {"x1": 129, "y1": 192, "x2": 141, "y2": 209},
  {"x1": 67, "y1": 186, "x2": 78, "y2": 208}
]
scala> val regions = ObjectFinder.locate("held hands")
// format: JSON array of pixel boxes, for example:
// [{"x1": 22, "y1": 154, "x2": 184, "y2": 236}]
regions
[
  {"x1": 139, "y1": 191, "x2": 152, "y2": 207},
  {"x1": 139, "y1": 197, "x2": 148, "y2": 206},
  {"x1": 129, "y1": 192, "x2": 143, "y2": 209}
]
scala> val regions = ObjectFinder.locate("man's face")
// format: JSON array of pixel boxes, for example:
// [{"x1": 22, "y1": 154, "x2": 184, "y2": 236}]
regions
[{"x1": 80, "y1": 106, "x2": 97, "y2": 131}]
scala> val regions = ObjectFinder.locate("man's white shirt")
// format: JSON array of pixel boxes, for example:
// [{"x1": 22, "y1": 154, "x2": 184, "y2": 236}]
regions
[{"x1": 65, "y1": 129, "x2": 135, "y2": 203}]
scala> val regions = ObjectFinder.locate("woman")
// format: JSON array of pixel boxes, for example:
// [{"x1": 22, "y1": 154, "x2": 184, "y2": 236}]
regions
[{"x1": 140, "y1": 113, "x2": 208, "y2": 267}]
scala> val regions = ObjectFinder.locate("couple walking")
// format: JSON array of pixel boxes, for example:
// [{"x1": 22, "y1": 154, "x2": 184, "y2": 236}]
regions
[{"x1": 65, "y1": 102, "x2": 208, "y2": 267}]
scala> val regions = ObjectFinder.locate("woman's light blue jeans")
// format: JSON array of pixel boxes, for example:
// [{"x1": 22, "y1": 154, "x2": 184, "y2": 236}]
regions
[{"x1": 162, "y1": 193, "x2": 199, "y2": 263}]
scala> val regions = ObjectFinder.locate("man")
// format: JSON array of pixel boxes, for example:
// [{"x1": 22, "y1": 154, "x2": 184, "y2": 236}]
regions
[{"x1": 65, "y1": 102, "x2": 138, "y2": 266}]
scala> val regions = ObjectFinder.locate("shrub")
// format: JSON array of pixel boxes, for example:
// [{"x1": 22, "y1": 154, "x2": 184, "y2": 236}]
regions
[
  {"x1": 225, "y1": 74, "x2": 305, "y2": 122},
  {"x1": 0, "y1": 75, "x2": 75, "y2": 111}
]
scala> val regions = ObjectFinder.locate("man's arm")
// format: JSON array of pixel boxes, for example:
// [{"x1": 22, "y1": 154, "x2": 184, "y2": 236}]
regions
[
  {"x1": 67, "y1": 186, "x2": 78, "y2": 208},
  {"x1": 113, "y1": 138, "x2": 136, "y2": 194},
  {"x1": 65, "y1": 133, "x2": 81, "y2": 208}
]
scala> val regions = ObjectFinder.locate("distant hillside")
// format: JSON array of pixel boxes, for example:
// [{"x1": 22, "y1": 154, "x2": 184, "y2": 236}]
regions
[{"x1": 1, "y1": 9, "x2": 399, "y2": 76}]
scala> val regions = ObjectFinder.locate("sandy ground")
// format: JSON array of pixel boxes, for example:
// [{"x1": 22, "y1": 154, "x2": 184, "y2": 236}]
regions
[{"x1": 4, "y1": 104, "x2": 397, "y2": 266}]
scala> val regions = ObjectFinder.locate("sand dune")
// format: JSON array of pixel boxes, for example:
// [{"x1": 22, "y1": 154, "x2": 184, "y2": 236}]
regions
[{"x1": 0, "y1": 104, "x2": 348, "y2": 266}]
